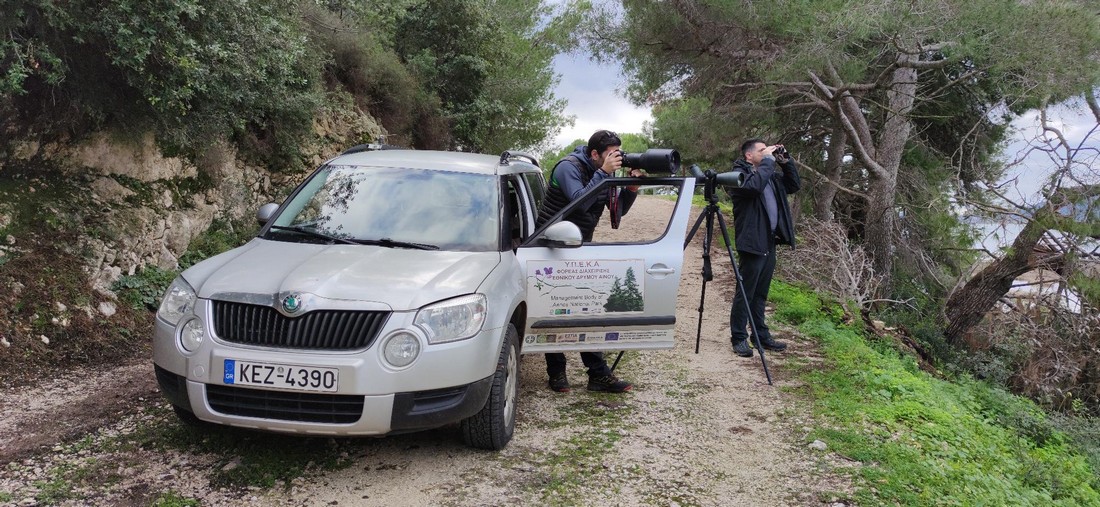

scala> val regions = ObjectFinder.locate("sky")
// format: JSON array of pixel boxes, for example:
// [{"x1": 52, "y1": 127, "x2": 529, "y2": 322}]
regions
[
  {"x1": 996, "y1": 100, "x2": 1099, "y2": 204},
  {"x1": 549, "y1": 53, "x2": 653, "y2": 151}
]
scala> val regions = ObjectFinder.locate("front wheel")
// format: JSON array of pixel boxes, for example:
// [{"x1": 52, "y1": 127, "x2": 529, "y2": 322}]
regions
[{"x1": 461, "y1": 324, "x2": 519, "y2": 450}]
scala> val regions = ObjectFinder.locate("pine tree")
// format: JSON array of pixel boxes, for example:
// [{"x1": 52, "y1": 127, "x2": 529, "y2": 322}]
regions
[{"x1": 604, "y1": 268, "x2": 644, "y2": 312}]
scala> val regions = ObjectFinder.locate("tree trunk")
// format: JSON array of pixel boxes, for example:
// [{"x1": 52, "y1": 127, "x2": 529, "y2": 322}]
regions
[
  {"x1": 813, "y1": 119, "x2": 847, "y2": 221},
  {"x1": 943, "y1": 218, "x2": 1048, "y2": 345},
  {"x1": 863, "y1": 63, "x2": 917, "y2": 291},
  {"x1": 864, "y1": 175, "x2": 897, "y2": 289}
]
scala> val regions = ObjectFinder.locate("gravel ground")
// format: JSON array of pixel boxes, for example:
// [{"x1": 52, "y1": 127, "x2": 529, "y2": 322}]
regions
[{"x1": 0, "y1": 195, "x2": 855, "y2": 506}]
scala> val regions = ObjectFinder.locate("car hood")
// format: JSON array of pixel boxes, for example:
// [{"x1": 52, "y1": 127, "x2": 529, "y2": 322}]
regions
[{"x1": 185, "y1": 239, "x2": 502, "y2": 311}]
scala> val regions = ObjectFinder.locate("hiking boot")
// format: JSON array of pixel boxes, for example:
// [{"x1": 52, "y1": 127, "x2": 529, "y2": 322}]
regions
[
  {"x1": 732, "y1": 339, "x2": 753, "y2": 358},
  {"x1": 758, "y1": 337, "x2": 787, "y2": 352},
  {"x1": 548, "y1": 372, "x2": 571, "y2": 392},
  {"x1": 587, "y1": 375, "x2": 633, "y2": 393}
]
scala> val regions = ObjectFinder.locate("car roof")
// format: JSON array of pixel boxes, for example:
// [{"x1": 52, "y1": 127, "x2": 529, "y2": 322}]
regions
[{"x1": 327, "y1": 149, "x2": 541, "y2": 176}]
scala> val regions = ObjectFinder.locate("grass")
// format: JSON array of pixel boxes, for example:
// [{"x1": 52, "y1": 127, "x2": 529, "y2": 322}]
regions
[
  {"x1": 120, "y1": 404, "x2": 355, "y2": 489},
  {"x1": 151, "y1": 491, "x2": 202, "y2": 507},
  {"x1": 527, "y1": 393, "x2": 635, "y2": 504},
  {"x1": 33, "y1": 463, "x2": 81, "y2": 505},
  {"x1": 770, "y1": 280, "x2": 1100, "y2": 506},
  {"x1": 3, "y1": 402, "x2": 361, "y2": 505}
]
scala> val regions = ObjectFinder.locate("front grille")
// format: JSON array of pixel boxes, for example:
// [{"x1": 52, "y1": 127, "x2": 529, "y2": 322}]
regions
[
  {"x1": 212, "y1": 301, "x2": 389, "y2": 350},
  {"x1": 206, "y1": 384, "x2": 364, "y2": 424}
]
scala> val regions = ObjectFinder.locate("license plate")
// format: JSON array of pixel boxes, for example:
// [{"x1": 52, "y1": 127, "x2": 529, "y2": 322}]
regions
[{"x1": 223, "y1": 359, "x2": 339, "y2": 393}]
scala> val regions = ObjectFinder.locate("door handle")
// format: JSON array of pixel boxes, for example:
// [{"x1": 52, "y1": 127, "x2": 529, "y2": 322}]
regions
[{"x1": 647, "y1": 267, "x2": 675, "y2": 275}]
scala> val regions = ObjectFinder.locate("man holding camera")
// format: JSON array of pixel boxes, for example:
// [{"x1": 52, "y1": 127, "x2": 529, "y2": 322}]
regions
[
  {"x1": 535, "y1": 129, "x2": 642, "y2": 393},
  {"x1": 725, "y1": 138, "x2": 801, "y2": 357}
]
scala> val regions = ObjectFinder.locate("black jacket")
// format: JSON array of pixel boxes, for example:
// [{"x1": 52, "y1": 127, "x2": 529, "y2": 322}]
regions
[
  {"x1": 724, "y1": 156, "x2": 800, "y2": 255},
  {"x1": 536, "y1": 146, "x2": 637, "y2": 241}
]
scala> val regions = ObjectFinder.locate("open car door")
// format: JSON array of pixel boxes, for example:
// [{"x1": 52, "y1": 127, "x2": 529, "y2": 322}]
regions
[{"x1": 516, "y1": 177, "x2": 696, "y2": 353}]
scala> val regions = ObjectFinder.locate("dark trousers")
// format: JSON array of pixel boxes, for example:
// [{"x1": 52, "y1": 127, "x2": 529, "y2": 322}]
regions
[
  {"x1": 730, "y1": 241, "x2": 777, "y2": 344},
  {"x1": 545, "y1": 352, "x2": 612, "y2": 378}
]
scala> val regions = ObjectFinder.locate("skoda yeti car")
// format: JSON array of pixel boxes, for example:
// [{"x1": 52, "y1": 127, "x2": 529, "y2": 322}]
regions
[{"x1": 153, "y1": 147, "x2": 695, "y2": 449}]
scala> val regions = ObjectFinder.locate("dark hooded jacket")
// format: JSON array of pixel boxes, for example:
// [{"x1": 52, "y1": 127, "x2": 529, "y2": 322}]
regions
[
  {"x1": 536, "y1": 145, "x2": 637, "y2": 241},
  {"x1": 724, "y1": 156, "x2": 800, "y2": 255}
]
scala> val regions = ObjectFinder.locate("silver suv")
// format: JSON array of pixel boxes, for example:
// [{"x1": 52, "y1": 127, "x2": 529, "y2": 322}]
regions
[{"x1": 153, "y1": 147, "x2": 694, "y2": 449}]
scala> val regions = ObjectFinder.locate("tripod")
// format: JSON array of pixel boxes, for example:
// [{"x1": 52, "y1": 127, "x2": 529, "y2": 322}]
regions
[{"x1": 682, "y1": 169, "x2": 773, "y2": 385}]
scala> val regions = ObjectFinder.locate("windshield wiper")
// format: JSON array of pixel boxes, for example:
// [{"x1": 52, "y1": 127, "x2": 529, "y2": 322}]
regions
[
  {"x1": 267, "y1": 225, "x2": 359, "y2": 245},
  {"x1": 356, "y1": 238, "x2": 439, "y2": 250},
  {"x1": 269, "y1": 226, "x2": 439, "y2": 250}
]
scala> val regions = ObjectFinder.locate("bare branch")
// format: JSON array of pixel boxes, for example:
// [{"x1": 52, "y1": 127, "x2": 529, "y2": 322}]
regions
[
  {"x1": 923, "y1": 69, "x2": 983, "y2": 100},
  {"x1": 806, "y1": 71, "x2": 836, "y2": 101},
  {"x1": 792, "y1": 159, "x2": 870, "y2": 200},
  {"x1": 721, "y1": 81, "x2": 815, "y2": 90}
]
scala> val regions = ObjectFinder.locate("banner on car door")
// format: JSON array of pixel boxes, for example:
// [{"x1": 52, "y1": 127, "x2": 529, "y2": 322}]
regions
[{"x1": 527, "y1": 259, "x2": 645, "y2": 318}]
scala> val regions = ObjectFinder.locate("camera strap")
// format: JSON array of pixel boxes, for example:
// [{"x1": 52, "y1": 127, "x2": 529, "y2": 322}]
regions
[{"x1": 608, "y1": 187, "x2": 620, "y2": 229}]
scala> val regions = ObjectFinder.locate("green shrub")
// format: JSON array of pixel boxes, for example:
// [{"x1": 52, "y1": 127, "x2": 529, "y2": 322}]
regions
[
  {"x1": 319, "y1": 29, "x2": 442, "y2": 149},
  {"x1": 178, "y1": 219, "x2": 256, "y2": 269},
  {"x1": 113, "y1": 267, "x2": 178, "y2": 311},
  {"x1": 769, "y1": 280, "x2": 842, "y2": 325},
  {"x1": 3, "y1": 0, "x2": 324, "y2": 168},
  {"x1": 789, "y1": 283, "x2": 1100, "y2": 505},
  {"x1": 1051, "y1": 414, "x2": 1100, "y2": 482}
]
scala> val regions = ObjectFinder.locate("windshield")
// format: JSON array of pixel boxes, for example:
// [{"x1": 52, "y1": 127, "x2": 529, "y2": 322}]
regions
[{"x1": 267, "y1": 165, "x2": 500, "y2": 251}]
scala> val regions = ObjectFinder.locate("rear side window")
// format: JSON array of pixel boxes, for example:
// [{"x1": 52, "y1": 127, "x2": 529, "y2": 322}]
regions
[{"x1": 524, "y1": 172, "x2": 546, "y2": 211}]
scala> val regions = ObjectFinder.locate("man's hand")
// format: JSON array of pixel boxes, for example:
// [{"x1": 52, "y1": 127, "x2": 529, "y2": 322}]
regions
[
  {"x1": 601, "y1": 150, "x2": 623, "y2": 174},
  {"x1": 626, "y1": 168, "x2": 645, "y2": 192},
  {"x1": 773, "y1": 144, "x2": 789, "y2": 162}
]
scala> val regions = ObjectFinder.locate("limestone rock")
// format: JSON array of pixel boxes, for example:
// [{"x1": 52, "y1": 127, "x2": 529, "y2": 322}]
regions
[
  {"x1": 90, "y1": 177, "x2": 136, "y2": 203},
  {"x1": 99, "y1": 302, "x2": 117, "y2": 318}
]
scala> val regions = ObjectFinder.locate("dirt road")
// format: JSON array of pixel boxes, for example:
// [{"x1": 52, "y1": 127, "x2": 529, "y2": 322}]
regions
[{"x1": 0, "y1": 196, "x2": 851, "y2": 506}]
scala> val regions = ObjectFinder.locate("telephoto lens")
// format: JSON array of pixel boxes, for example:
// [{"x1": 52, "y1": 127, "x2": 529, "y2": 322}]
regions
[{"x1": 619, "y1": 149, "x2": 681, "y2": 175}]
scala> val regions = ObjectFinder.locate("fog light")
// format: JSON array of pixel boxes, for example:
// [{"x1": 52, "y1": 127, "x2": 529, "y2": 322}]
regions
[
  {"x1": 180, "y1": 318, "x2": 205, "y2": 353},
  {"x1": 382, "y1": 332, "x2": 420, "y2": 368}
]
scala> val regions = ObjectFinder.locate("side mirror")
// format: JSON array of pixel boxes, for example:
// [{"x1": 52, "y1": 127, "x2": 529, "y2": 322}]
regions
[
  {"x1": 256, "y1": 203, "x2": 279, "y2": 225},
  {"x1": 540, "y1": 221, "x2": 583, "y2": 248}
]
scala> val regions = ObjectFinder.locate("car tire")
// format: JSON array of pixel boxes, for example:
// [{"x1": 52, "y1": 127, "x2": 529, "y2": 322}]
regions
[
  {"x1": 171, "y1": 404, "x2": 208, "y2": 428},
  {"x1": 461, "y1": 324, "x2": 519, "y2": 450}
]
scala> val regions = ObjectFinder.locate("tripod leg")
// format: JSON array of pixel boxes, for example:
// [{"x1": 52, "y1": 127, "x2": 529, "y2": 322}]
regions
[
  {"x1": 692, "y1": 207, "x2": 716, "y2": 354},
  {"x1": 684, "y1": 208, "x2": 709, "y2": 250},
  {"x1": 715, "y1": 211, "x2": 772, "y2": 385},
  {"x1": 695, "y1": 277, "x2": 708, "y2": 354},
  {"x1": 609, "y1": 351, "x2": 625, "y2": 373}
]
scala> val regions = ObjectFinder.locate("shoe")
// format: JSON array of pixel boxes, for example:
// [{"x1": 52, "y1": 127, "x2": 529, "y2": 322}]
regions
[
  {"x1": 758, "y1": 337, "x2": 787, "y2": 352},
  {"x1": 548, "y1": 372, "x2": 571, "y2": 392},
  {"x1": 587, "y1": 375, "x2": 633, "y2": 393},
  {"x1": 732, "y1": 339, "x2": 753, "y2": 358}
]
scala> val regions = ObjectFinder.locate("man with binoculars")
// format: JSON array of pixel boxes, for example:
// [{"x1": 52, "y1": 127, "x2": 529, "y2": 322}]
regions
[{"x1": 726, "y1": 139, "x2": 801, "y2": 358}]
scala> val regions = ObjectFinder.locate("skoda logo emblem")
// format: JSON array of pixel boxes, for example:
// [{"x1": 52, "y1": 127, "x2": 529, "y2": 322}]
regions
[{"x1": 282, "y1": 294, "x2": 302, "y2": 313}]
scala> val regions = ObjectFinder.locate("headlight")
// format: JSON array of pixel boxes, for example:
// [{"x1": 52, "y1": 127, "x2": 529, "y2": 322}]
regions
[
  {"x1": 414, "y1": 294, "x2": 486, "y2": 344},
  {"x1": 382, "y1": 332, "x2": 420, "y2": 368},
  {"x1": 157, "y1": 277, "x2": 197, "y2": 326},
  {"x1": 180, "y1": 318, "x2": 205, "y2": 353}
]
